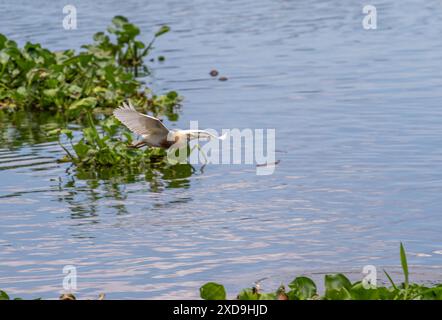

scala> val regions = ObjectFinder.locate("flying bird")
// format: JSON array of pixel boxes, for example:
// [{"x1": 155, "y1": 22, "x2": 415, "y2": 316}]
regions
[{"x1": 113, "y1": 102, "x2": 227, "y2": 150}]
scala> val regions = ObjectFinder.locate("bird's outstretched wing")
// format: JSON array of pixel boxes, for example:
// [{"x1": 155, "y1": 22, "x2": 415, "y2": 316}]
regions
[{"x1": 113, "y1": 102, "x2": 170, "y2": 140}]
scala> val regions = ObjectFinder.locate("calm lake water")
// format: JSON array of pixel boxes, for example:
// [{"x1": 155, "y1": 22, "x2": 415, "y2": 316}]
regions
[{"x1": 1, "y1": 0, "x2": 442, "y2": 299}]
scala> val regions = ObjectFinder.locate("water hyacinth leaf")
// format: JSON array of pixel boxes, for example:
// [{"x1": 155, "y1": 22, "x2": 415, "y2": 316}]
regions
[
  {"x1": 0, "y1": 33, "x2": 7, "y2": 48},
  {"x1": 68, "y1": 97, "x2": 97, "y2": 112},
  {"x1": 0, "y1": 50, "x2": 10, "y2": 64},
  {"x1": 111, "y1": 15, "x2": 128, "y2": 28},
  {"x1": 47, "y1": 128, "x2": 62, "y2": 136},
  {"x1": 324, "y1": 273, "x2": 352, "y2": 292},
  {"x1": 122, "y1": 23, "x2": 140, "y2": 39},
  {"x1": 258, "y1": 293, "x2": 277, "y2": 300},
  {"x1": 200, "y1": 282, "x2": 226, "y2": 300},
  {"x1": 324, "y1": 287, "x2": 352, "y2": 300},
  {"x1": 73, "y1": 140, "x2": 89, "y2": 159},
  {"x1": 43, "y1": 88, "x2": 58, "y2": 97},
  {"x1": 0, "y1": 290, "x2": 10, "y2": 300},
  {"x1": 134, "y1": 40, "x2": 145, "y2": 49},
  {"x1": 93, "y1": 32, "x2": 106, "y2": 42},
  {"x1": 236, "y1": 288, "x2": 259, "y2": 300},
  {"x1": 288, "y1": 276, "x2": 317, "y2": 299},
  {"x1": 166, "y1": 90, "x2": 178, "y2": 100},
  {"x1": 348, "y1": 282, "x2": 383, "y2": 300},
  {"x1": 60, "y1": 129, "x2": 73, "y2": 140},
  {"x1": 155, "y1": 25, "x2": 170, "y2": 37},
  {"x1": 16, "y1": 86, "x2": 27, "y2": 97}
]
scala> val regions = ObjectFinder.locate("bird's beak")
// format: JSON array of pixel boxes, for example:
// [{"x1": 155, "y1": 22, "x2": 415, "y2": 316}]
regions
[{"x1": 218, "y1": 132, "x2": 228, "y2": 140}]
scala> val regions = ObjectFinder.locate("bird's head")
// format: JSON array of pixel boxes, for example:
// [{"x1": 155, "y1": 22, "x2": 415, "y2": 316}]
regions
[{"x1": 185, "y1": 130, "x2": 227, "y2": 141}]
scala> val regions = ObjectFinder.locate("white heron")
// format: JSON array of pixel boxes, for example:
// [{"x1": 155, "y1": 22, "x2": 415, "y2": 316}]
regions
[{"x1": 113, "y1": 101, "x2": 227, "y2": 151}]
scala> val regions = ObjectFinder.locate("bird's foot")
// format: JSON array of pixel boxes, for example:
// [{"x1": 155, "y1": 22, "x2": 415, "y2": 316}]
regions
[{"x1": 128, "y1": 140, "x2": 147, "y2": 149}]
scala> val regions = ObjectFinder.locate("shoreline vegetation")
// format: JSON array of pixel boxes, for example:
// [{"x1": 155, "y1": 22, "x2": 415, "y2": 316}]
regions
[
  {"x1": 199, "y1": 244, "x2": 442, "y2": 300},
  {"x1": 1, "y1": 244, "x2": 441, "y2": 300},
  {"x1": 0, "y1": 16, "x2": 181, "y2": 171}
]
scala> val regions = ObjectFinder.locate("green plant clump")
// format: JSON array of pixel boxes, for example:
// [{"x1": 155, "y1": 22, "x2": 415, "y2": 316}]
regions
[
  {"x1": 0, "y1": 16, "x2": 176, "y2": 120},
  {"x1": 0, "y1": 16, "x2": 182, "y2": 169},
  {"x1": 200, "y1": 243, "x2": 442, "y2": 300},
  {"x1": 49, "y1": 115, "x2": 169, "y2": 167}
]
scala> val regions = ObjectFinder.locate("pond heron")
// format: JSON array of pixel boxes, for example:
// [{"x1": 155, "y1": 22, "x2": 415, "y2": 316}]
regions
[{"x1": 113, "y1": 102, "x2": 227, "y2": 150}]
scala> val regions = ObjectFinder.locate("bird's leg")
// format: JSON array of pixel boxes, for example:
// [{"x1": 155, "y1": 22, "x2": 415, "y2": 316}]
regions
[
  {"x1": 196, "y1": 144, "x2": 208, "y2": 165},
  {"x1": 128, "y1": 140, "x2": 147, "y2": 149},
  {"x1": 188, "y1": 144, "x2": 208, "y2": 172}
]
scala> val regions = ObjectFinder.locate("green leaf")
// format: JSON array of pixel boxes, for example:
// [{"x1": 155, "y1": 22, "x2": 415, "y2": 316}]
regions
[
  {"x1": 258, "y1": 293, "x2": 277, "y2": 300},
  {"x1": 43, "y1": 88, "x2": 58, "y2": 97},
  {"x1": 200, "y1": 282, "x2": 226, "y2": 300},
  {"x1": 122, "y1": 23, "x2": 140, "y2": 39},
  {"x1": 166, "y1": 90, "x2": 178, "y2": 100},
  {"x1": 73, "y1": 141, "x2": 89, "y2": 159},
  {"x1": 237, "y1": 288, "x2": 259, "y2": 300},
  {"x1": 68, "y1": 97, "x2": 97, "y2": 112},
  {"x1": 112, "y1": 16, "x2": 128, "y2": 28},
  {"x1": 60, "y1": 129, "x2": 73, "y2": 140},
  {"x1": 324, "y1": 287, "x2": 352, "y2": 300},
  {"x1": 0, "y1": 50, "x2": 10, "y2": 64},
  {"x1": 400, "y1": 242, "x2": 409, "y2": 287},
  {"x1": 383, "y1": 270, "x2": 398, "y2": 290},
  {"x1": 325, "y1": 274, "x2": 352, "y2": 292},
  {"x1": 155, "y1": 25, "x2": 170, "y2": 37},
  {"x1": 0, "y1": 290, "x2": 10, "y2": 300},
  {"x1": 93, "y1": 32, "x2": 106, "y2": 42},
  {"x1": 47, "y1": 128, "x2": 61, "y2": 136},
  {"x1": 349, "y1": 282, "x2": 386, "y2": 300},
  {"x1": 288, "y1": 276, "x2": 317, "y2": 299}
]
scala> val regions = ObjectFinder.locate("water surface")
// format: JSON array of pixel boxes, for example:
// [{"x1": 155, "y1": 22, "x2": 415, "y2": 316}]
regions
[{"x1": 1, "y1": 0, "x2": 442, "y2": 298}]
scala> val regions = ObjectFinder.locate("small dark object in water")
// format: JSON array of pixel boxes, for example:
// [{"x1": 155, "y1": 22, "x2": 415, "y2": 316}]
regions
[
  {"x1": 218, "y1": 76, "x2": 228, "y2": 81},
  {"x1": 210, "y1": 69, "x2": 219, "y2": 77},
  {"x1": 256, "y1": 160, "x2": 280, "y2": 167}
]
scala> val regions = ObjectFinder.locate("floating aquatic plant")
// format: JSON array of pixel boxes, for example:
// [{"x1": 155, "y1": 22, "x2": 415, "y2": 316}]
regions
[
  {"x1": 0, "y1": 16, "x2": 182, "y2": 169},
  {"x1": 0, "y1": 16, "x2": 176, "y2": 119},
  {"x1": 200, "y1": 244, "x2": 442, "y2": 300}
]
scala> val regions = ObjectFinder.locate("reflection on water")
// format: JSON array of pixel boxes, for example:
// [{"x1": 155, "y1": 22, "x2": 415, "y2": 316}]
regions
[
  {"x1": 1, "y1": 0, "x2": 442, "y2": 299},
  {"x1": 0, "y1": 110, "x2": 65, "y2": 150}
]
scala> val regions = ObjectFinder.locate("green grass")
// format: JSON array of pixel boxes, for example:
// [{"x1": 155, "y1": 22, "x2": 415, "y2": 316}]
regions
[{"x1": 200, "y1": 243, "x2": 442, "y2": 300}]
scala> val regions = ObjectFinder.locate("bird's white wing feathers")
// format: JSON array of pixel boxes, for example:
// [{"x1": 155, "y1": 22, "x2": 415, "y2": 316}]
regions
[{"x1": 113, "y1": 102, "x2": 170, "y2": 138}]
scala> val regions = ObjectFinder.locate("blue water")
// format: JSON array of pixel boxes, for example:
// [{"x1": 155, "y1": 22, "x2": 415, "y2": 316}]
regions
[{"x1": 1, "y1": 0, "x2": 442, "y2": 299}]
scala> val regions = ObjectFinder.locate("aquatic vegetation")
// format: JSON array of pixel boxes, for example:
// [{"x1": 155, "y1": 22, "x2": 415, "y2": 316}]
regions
[
  {"x1": 84, "y1": 15, "x2": 170, "y2": 77},
  {"x1": 200, "y1": 244, "x2": 442, "y2": 300},
  {"x1": 48, "y1": 114, "x2": 169, "y2": 167},
  {"x1": 2, "y1": 244, "x2": 440, "y2": 300},
  {"x1": 0, "y1": 16, "x2": 175, "y2": 118},
  {"x1": 0, "y1": 291, "x2": 103, "y2": 300},
  {"x1": 0, "y1": 16, "x2": 182, "y2": 169},
  {"x1": 0, "y1": 290, "x2": 27, "y2": 300}
]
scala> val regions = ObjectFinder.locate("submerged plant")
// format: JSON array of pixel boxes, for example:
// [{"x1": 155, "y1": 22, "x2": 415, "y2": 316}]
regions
[{"x1": 200, "y1": 243, "x2": 442, "y2": 300}]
